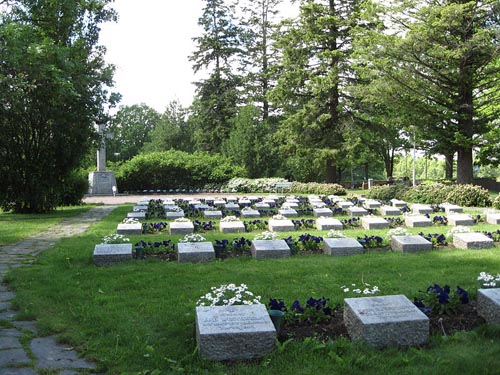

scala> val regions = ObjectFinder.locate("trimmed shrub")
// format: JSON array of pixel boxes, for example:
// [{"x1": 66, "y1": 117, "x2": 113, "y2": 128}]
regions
[
  {"x1": 291, "y1": 182, "x2": 346, "y2": 196},
  {"x1": 366, "y1": 184, "x2": 408, "y2": 201},
  {"x1": 403, "y1": 183, "x2": 454, "y2": 204},
  {"x1": 115, "y1": 151, "x2": 245, "y2": 191},
  {"x1": 444, "y1": 184, "x2": 491, "y2": 207},
  {"x1": 493, "y1": 194, "x2": 500, "y2": 209},
  {"x1": 224, "y1": 178, "x2": 289, "y2": 193},
  {"x1": 57, "y1": 169, "x2": 88, "y2": 206}
]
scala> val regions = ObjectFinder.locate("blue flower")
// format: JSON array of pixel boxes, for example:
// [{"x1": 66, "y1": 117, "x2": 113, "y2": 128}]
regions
[{"x1": 291, "y1": 300, "x2": 304, "y2": 313}]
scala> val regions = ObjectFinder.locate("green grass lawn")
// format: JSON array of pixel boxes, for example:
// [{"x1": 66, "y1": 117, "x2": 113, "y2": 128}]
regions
[
  {"x1": 4, "y1": 204, "x2": 500, "y2": 375},
  {"x1": 0, "y1": 205, "x2": 94, "y2": 245}
]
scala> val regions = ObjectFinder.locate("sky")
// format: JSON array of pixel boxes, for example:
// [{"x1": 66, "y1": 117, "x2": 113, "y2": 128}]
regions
[
  {"x1": 99, "y1": 1, "x2": 298, "y2": 113},
  {"x1": 99, "y1": 0, "x2": 206, "y2": 112}
]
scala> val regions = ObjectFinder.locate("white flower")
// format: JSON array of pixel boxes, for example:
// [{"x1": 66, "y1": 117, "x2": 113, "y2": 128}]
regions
[
  {"x1": 174, "y1": 217, "x2": 190, "y2": 222},
  {"x1": 101, "y1": 234, "x2": 130, "y2": 244},
  {"x1": 221, "y1": 216, "x2": 239, "y2": 222},
  {"x1": 477, "y1": 271, "x2": 500, "y2": 288},
  {"x1": 196, "y1": 283, "x2": 262, "y2": 307},
  {"x1": 446, "y1": 225, "x2": 472, "y2": 239},
  {"x1": 179, "y1": 233, "x2": 206, "y2": 243},
  {"x1": 342, "y1": 282, "x2": 380, "y2": 295},
  {"x1": 272, "y1": 214, "x2": 287, "y2": 220},
  {"x1": 325, "y1": 230, "x2": 346, "y2": 238},
  {"x1": 385, "y1": 227, "x2": 410, "y2": 239},
  {"x1": 122, "y1": 218, "x2": 140, "y2": 224},
  {"x1": 254, "y1": 231, "x2": 278, "y2": 240}
]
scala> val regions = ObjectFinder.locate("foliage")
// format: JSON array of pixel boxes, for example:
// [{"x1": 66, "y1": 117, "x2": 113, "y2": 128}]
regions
[
  {"x1": 115, "y1": 151, "x2": 245, "y2": 191},
  {"x1": 365, "y1": 184, "x2": 408, "y2": 201},
  {"x1": 356, "y1": 235, "x2": 385, "y2": 249},
  {"x1": 292, "y1": 219, "x2": 315, "y2": 230},
  {"x1": 244, "y1": 220, "x2": 268, "y2": 232},
  {"x1": 56, "y1": 169, "x2": 89, "y2": 207},
  {"x1": 193, "y1": 220, "x2": 216, "y2": 233},
  {"x1": 444, "y1": 184, "x2": 492, "y2": 207},
  {"x1": 101, "y1": 234, "x2": 130, "y2": 244},
  {"x1": 225, "y1": 177, "x2": 288, "y2": 193},
  {"x1": 134, "y1": 240, "x2": 176, "y2": 260},
  {"x1": 403, "y1": 184, "x2": 454, "y2": 204},
  {"x1": 493, "y1": 194, "x2": 500, "y2": 210},
  {"x1": 291, "y1": 182, "x2": 346, "y2": 196},
  {"x1": 285, "y1": 297, "x2": 336, "y2": 324},
  {"x1": 418, "y1": 232, "x2": 448, "y2": 247},
  {"x1": 413, "y1": 284, "x2": 469, "y2": 316},
  {"x1": 0, "y1": 0, "x2": 117, "y2": 213},
  {"x1": 285, "y1": 234, "x2": 323, "y2": 254},
  {"x1": 197, "y1": 283, "x2": 262, "y2": 306},
  {"x1": 142, "y1": 222, "x2": 168, "y2": 234}
]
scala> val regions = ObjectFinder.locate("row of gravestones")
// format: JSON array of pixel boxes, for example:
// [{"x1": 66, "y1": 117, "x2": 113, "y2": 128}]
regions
[
  {"x1": 195, "y1": 290, "x2": 500, "y2": 361},
  {"x1": 93, "y1": 230, "x2": 495, "y2": 267}
]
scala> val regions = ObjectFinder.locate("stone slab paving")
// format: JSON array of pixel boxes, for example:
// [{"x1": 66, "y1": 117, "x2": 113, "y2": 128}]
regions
[{"x1": 0, "y1": 205, "x2": 117, "y2": 374}]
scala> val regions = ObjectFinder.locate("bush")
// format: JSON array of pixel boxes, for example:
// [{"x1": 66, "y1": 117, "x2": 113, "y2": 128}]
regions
[
  {"x1": 366, "y1": 184, "x2": 408, "y2": 201},
  {"x1": 291, "y1": 182, "x2": 346, "y2": 196},
  {"x1": 493, "y1": 194, "x2": 500, "y2": 209},
  {"x1": 444, "y1": 184, "x2": 491, "y2": 207},
  {"x1": 403, "y1": 183, "x2": 454, "y2": 204},
  {"x1": 115, "y1": 151, "x2": 245, "y2": 191},
  {"x1": 57, "y1": 169, "x2": 88, "y2": 206},
  {"x1": 224, "y1": 178, "x2": 289, "y2": 193}
]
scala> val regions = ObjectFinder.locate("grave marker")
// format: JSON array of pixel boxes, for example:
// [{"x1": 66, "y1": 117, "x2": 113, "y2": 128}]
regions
[
  {"x1": 323, "y1": 238, "x2": 363, "y2": 256},
  {"x1": 251, "y1": 240, "x2": 291, "y2": 259},
  {"x1": 93, "y1": 244, "x2": 132, "y2": 266},
  {"x1": 477, "y1": 288, "x2": 500, "y2": 325},
  {"x1": 178, "y1": 242, "x2": 215, "y2": 263}
]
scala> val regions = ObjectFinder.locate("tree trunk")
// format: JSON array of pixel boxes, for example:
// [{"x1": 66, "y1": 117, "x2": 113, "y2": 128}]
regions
[
  {"x1": 444, "y1": 153, "x2": 454, "y2": 179},
  {"x1": 364, "y1": 163, "x2": 369, "y2": 180},
  {"x1": 457, "y1": 148, "x2": 473, "y2": 184},
  {"x1": 325, "y1": 158, "x2": 337, "y2": 183}
]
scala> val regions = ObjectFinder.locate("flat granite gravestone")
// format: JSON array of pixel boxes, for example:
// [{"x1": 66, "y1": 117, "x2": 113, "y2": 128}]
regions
[
  {"x1": 169, "y1": 221, "x2": 194, "y2": 235},
  {"x1": 177, "y1": 242, "x2": 215, "y2": 263},
  {"x1": 204, "y1": 210, "x2": 223, "y2": 220},
  {"x1": 477, "y1": 288, "x2": 500, "y2": 325},
  {"x1": 116, "y1": 223, "x2": 142, "y2": 235},
  {"x1": 323, "y1": 238, "x2": 363, "y2": 256},
  {"x1": 251, "y1": 240, "x2": 291, "y2": 259},
  {"x1": 224, "y1": 203, "x2": 240, "y2": 211},
  {"x1": 269, "y1": 219, "x2": 295, "y2": 232},
  {"x1": 313, "y1": 208, "x2": 333, "y2": 217},
  {"x1": 344, "y1": 294, "x2": 429, "y2": 348},
  {"x1": 361, "y1": 217, "x2": 389, "y2": 230},
  {"x1": 127, "y1": 211, "x2": 146, "y2": 219},
  {"x1": 411, "y1": 204, "x2": 433, "y2": 215},
  {"x1": 220, "y1": 221, "x2": 245, "y2": 233},
  {"x1": 348, "y1": 207, "x2": 368, "y2": 217},
  {"x1": 283, "y1": 202, "x2": 299, "y2": 209},
  {"x1": 278, "y1": 208, "x2": 298, "y2": 217},
  {"x1": 443, "y1": 204, "x2": 463, "y2": 214},
  {"x1": 255, "y1": 202, "x2": 270, "y2": 209},
  {"x1": 391, "y1": 235, "x2": 432, "y2": 253},
  {"x1": 196, "y1": 304, "x2": 276, "y2": 360},
  {"x1": 166, "y1": 211, "x2": 185, "y2": 219},
  {"x1": 337, "y1": 201, "x2": 354, "y2": 209},
  {"x1": 241, "y1": 209, "x2": 260, "y2": 218},
  {"x1": 486, "y1": 212, "x2": 500, "y2": 224},
  {"x1": 132, "y1": 205, "x2": 148, "y2": 212},
  {"x1": 405, "y1": 215, "x2": 432, "y2": 228},
  {"x1": 390, "y1": 199, "x2": 407, "y2": 208},
  {"x1": 452, "y1": 232, "x2": 494, "y2": 249},
  {"x1": 380, "y1": 206, "x2": 401, "y2": 216},
  {"x1": 363, "y1": 200, "x2": 381, "y2": 209},
  {"x1": 447, "y1": 214, "x2": 475, "y2": 226},
  {"x1": 316, "y1": 217, "x2": 343, "y2": 231},
  {"x1": 93, "y1": 244, "x2": 133, "y2": 266}
]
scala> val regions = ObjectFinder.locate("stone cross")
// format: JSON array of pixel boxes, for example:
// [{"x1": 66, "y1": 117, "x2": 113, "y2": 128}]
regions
[{"x1": 96, "y1": 123, "x2": 113, "y2": 172}]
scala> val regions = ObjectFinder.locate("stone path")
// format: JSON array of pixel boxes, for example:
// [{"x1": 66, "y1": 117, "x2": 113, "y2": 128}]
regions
[{"x1": 0, "y1": 205, "x2": 118, "y2": 375}]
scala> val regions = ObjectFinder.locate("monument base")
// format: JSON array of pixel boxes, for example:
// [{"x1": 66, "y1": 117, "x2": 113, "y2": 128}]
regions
[{"x1": 88, "y1": 171, "x2": 117, "y2": 195}]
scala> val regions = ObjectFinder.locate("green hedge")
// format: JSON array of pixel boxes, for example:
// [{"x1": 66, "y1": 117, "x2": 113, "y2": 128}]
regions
[
  {"x1": 291, "y1": 182, "x2": 346, "y2": 196},
  {"x1": 115, "y1": 151, "x2": 246, "y2": 191},
  {"x1": 366, "y1": 184, "x2": 409, "y2": 201},
  {"x1": 402, "y1": 183, "x2": 491, "y2": 207}
]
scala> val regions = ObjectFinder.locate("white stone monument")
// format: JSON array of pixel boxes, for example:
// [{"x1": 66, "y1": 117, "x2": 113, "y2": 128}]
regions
[{"x1": 88, "y1": 123, "x2": 117, "y2": 195}]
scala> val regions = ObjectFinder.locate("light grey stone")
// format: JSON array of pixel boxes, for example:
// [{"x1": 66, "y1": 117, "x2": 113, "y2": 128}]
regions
[
  {"x1": 164, "y1": 204, "x2": 179, "y2": 211},
  {"x1": 323, "y1": 238, "x2": 363, "y2": 256},
  {"x1": 344, "y1": 295, "x2": 429, "y2": 348},
  {"x1": 0, "y1": 328, "x2": 23, "y2": 337},
  {"x1": 411, "y1": 204, "x2": 433, "y2": 215},
  {"x1": 177, "y1": 242, "x2": 215, "y2": 263},
  {"x1": 226, "y1": 196, "x2": 238, "y2": 202},
  {"x1": 0, "y1": 348, "x2": 30, "y2": 367},
  {"x1": 251, "y1": 240, "x2": 291, "y2": 259},
  {"x1": 241, "y1": 209, "x2": 260, "y2": 218},
  {"x1": 361, "y1": 217, "x2": 389, "y2": 230},
  {"x1": 282, "y1": 202, "x2": 298, "y2": 209},
  {"x1": 126, "y1": 212, "x2": 146, "y2": 219},
  {"x1": 405, "y1": 215, "x2": 432, "y2": 228},
  {"x1": 337, "y1": 201, "x2": 354, "y2": 209},
  {"x1": 316, "y1": 218, "x2": 343, "y2": 231},
  {"x1": 88, "y1": 171, "x2": 117, "y2": 196},
  {"x1": 30, "y1": 336, "x2": 95, "y2": 370},
  {"x1": 0, "y1": 368, "x2": 37, "y2": 375},
  {"x1": 93, "y1": 244, "x2": 132, "y2": 266},
  {"x1": 219, "y1": 221, "x2": 245, "y2": 233},
  {"x1": 486, "y1": 213, "x2": 500, "y2": 225},
  {"x1": 278, "y1": 209, "x2": 298, "y2": 217},
  {"x1": 255, "y1": 202, "x2": 270, "y2": 209},
  {"x1": 390, "y1": 199, "x2": 407, "y2": 208},
  {"x1": 0, "y1": 336, "x2": 22, "y2": 350},
  {"x1": 380, "y1": 206, "x2": 401, "y2": 216},
  {"x1": 477, "y1": 288, "x2": 500, "y2": 325},
  {"x1": 224, "y1": 203, "x2": 240, "y2": 211},
  {"x1": 213, "y1": 199, "x2": 226, "y2": 206},
  {"x1": 238, "y1": 199, "x2": 252, "y2": 206},
  {"x1": 203, "y1": 211, "x2": 223, "y2": 220},
  {"x1": 363, "y1": 200, "x2": 381, "y2": 209},
  {"x1": 194, "y1": 204, "x2": 210, "y2": 210},
  {"x1": 196, "y1": 304, "x2": 276, "y2": 361},
  {"x1": 447, "y1": 214, "x2": 475, "y2": 226},
  {"x1": 391, "y1": 235, "x2": 432, "y2": 253},
  {"x1": 453, "y1": 232, "x2": 494, "y2": 250},
  {"x1": 313, "y1": 208, "x2": 333, "y2": 217},
  {"x1": 116, "y1": 223, "x2": 142, "y2": 235},
  {"x1": 268, "y1": 219, "x2": 295, "y2": 232},
  {"x1": 348, "y1": 207, "x2": 368, "y2": 217},
  {"x1": 443, "y1": 204, "x2": 463, "y2": 214},
  {"x1": 169, "y1": 221, "x2": 194, "y2": 235},
  {"x1": 132, "y1": 205, "x2": 148, "y2": 212},
  {"x1": 166, "y1": 211, "x2": 185, "y2": 219}
]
